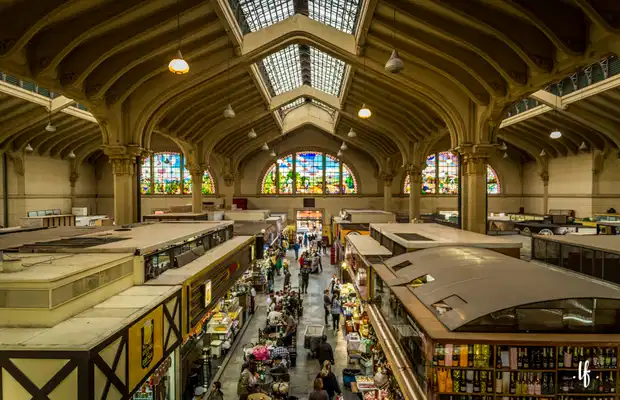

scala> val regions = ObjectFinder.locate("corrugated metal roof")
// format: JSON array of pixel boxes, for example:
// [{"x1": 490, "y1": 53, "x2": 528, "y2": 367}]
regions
[{"x1": 382, "y1": 246, "x2": 620, "y2": 331}]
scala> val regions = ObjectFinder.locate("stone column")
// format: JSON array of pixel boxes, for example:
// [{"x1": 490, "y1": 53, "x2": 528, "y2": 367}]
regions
[
  {"x1": 69, "y1": 171, "x2": 79, "y2": 209},
  {"x1": 186, "y1": 163, "x2": 205, "y2": 213},
  {"x1": 109, "y1": 156, "x2": 136, "y2": 225},
  {"x1": 540, "y1": 170, "x2": 549, "y2": 215},
  {"x1": 407, "y1": 164, "x2": 422, "y2": 220},
  {"x1": 380, "y1": 172, "x2": 393, "y2": 212},
  {"x1": 462, "y1": 152, "x2": 489, "y2": 234}
]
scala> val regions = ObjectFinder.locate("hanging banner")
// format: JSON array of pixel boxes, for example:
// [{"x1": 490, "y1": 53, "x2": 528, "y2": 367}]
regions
[{"x1": 128, "y1": 305, "x2": 164, "y2": 391}]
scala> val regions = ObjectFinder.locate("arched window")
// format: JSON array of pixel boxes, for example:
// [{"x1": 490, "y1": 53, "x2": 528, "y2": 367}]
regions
[
  {"x1": 260, "y1": 151, "x2": 358, "y2": 194},
  {"x1": 140, "y1": 152, "x2": 215, "y2": 195},
  {"x1": 404, "y1": 152, "x2": 500, "y2": 195}
]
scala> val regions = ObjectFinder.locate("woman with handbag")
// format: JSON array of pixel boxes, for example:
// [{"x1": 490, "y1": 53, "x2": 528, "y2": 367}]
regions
[
  {"x1": 330, "y1": 293, "x2": 341, "y2": 331},
  {"x1": 316, "y1": 361, "x2": 341, "y2": 400}
]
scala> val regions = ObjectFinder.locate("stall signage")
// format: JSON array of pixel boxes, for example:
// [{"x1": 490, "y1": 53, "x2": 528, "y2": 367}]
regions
[
  {"x1": 578, "y1": 360, "x2": 591, "y2": 388},
  {"x1": 128, "y1": 305, "x2": 164, "y2": 391},
  {"x1": 204, "y1": 280, "x2": 212, "y2": 307}
]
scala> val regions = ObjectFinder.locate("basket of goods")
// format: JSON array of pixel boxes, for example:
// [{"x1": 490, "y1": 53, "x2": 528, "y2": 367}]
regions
[{"x1": 271, "y1": 382, "x2": 289, "y2": 395}]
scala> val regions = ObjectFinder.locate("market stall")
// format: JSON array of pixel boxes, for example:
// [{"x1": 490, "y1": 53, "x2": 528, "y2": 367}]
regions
[{"x1": 371, "y1": 246, "x2": 620, "y2": 400}]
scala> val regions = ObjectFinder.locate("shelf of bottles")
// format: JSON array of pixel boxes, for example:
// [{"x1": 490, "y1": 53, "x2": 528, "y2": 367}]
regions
[{"x1": 431, "y1": 344, "x2": 618, "y2": 400}]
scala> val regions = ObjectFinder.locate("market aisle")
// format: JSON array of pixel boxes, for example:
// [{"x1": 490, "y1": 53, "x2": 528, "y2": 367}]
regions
[{"x1": 218, "y1": 249, "x2": 351, "y2": 399}]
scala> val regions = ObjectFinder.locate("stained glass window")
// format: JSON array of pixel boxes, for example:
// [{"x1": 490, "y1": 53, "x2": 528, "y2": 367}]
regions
[
  {"x1": 296, "y1": 152, "x2": 324, "y2": 194},
  {"x1": 183, "y1": 168, "x2": 216, "y2": 195},
  {"x1": 140, "y1": 156, "x2": 151, "y2": 195},
  {"x1": 325, "y1": 154, "x2": 340, "y2": 194},
  {"x1": 153, "y1": 152, "x2": 182, "y2": 194},
  {"x1": 342, "y1": 163, "x2": 357, "y2": 194},
  {"x1": 487, "y1": 165, "x2": 500, "y2": 194},
  {"x1": 404, "y1": 153, "x2": 500, "y2": 195},
  {"x1": 261, "y1": 151, "x2": 358, "y2": 194},
  {"x1": 262, "y1": 164, "x2": 277, "y2": 194},
  {"x1": 278, "y1": 155, "x2": 294, "y2": 194},
  {"x1": 421, "y1": 154, "x2": 436, "y2": 194},
  {"x1": 437, "y1": 152, "x2": 458, "y2": 194}
]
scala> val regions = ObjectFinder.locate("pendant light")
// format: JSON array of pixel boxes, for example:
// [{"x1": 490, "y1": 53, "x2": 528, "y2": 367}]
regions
[
  {"x1": 499, "y1": 142, "x2": 507, "y2": 151},
  {"x1": 384, "y1": 9, "x2": 404, "y2": 73},
  {"x1": 168, "y1": 0, "x2": 189, "y2": 75},
  {"x1": 340, "y1": 142, "x2": 348, "y2": 150},
  {"x1": 45, "y1": 100, "x2": 56, "y2": 132},
  {"x1": 540, "y1": 149, "x2": 546, "y2": 157},
  {"x1": 337, "y1": 150, "x2": 343, "y2": 157},
  {"x1": 269, "y1": 150, "x2": 276, "y2": 157},
  {"x1": 347, "y1": 128, "x2": 357, "y2": 138},
  {"x1": 550, "y1": 129, "x2": 562, "y2": 139},
  {"x1": 503, "y1": 152, "x2": 508, "y2": 159},
  {"x1": 222, "y1": 36, "x2": 235, "y2": 119},
  {"x1": 25, "y1": 143, "x2": 33, "y2": 153},
  {"x1": 67, "y1": 150, "x2": 76, "y2": 159},
  {"x1": 247, "y1": 129, "x2": 257, "y2": 139},
  {"x1": 579, "y1": 141, "x2": 587, "y2": 151},
  {"x1": 261, "y1": 143, "x2": 269, "y2": 151},
  {"x1": 358, "y1": 104, "x2": 371, "y2": 119},
  {"x1": 223, "y1": 104, "x2": 236, "y2": 119}
]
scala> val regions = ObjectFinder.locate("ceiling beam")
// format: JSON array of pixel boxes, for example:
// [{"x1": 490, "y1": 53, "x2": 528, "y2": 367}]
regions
[
  {"x1": 530, "y1": 90, "x2": 564, "y2": 109},
  {"x1": 270, "y1": 85, "x2": 340, "y2": 110}
]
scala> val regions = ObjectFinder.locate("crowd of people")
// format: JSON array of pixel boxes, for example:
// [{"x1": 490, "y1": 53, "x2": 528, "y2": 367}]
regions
[{"x1": 233, "y1": 230, "x2": 345, "y2": 400}]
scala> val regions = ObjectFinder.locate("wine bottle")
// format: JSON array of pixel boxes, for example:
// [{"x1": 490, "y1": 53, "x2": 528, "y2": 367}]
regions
[
  {"x1": 599, "y1": 372, "x2": 604, "y2": 393},
  {"x1": 593, "y1": 348, "x2": 600, "y2": 368},
  {"x1": 497, "y1": 350, "x2": 503, "y2": 369},
  {"x1": 605, "y1": 349, "x2": 611, "y2": 368},
  {"x1": 454, "y1": 345, "x2": 460, "y2": 367},
  {"x1": 549, "y1": 375, "x2": 555, "y2": 395},
  {"x1": 543, "y1": 348, "x2": 549, "y2": 369},
  {"x1": 518, "y1": 348, "x2": 523, "y2": 369},
  {"x1": 535, "y1": 348, "x2": 542, "y2": 369},
  {"x1": 542, "y1": 374, "x2": 549, "y2": 395},
  {"x1": 496, "y1": 372, "x2": 503, "y2": 394},
  {"x1": 453, "y1": 370, "x2": 459, "y2": 392},
  {"x1": 473, "y1": 372, "x2": 480, "y2": 393},
  {"x1": 534, "y1": 373, "x2": 542, "y2": 395},
  {"x1": 565, "y1": 346, "x2": 572, "y2": 369},
  {"x1": 585, "y1": 348, "x2": 592, "y2": 365},
  {"x1": 609, "y1": 373, "x2": 615, "y2": 393},
  {"x1": 468, "y1": 345, "x2": 474, "y2": 368},
  {"x1": 524, "y1": 348, "x2": 530, "y2": 369},
  {"x1": 580, "y1": 347, "x2": 585, "y2": 364},
  {"x1": 611, "y1": 348, "x2": 617, "y2": 368},
  {"x1": 510, "y1": 373, "x2": 517, "y2": 395},
  {"x1": 438, "y1": 345, "x2": 445, "y2": 366},
  {"x1": 559, "y1": 346, "x2": 564, "y2": 368},
  {"x1": 549, "y1": 347, "x2": 555, "y2": 369},
  {"x1": 486, "y1": 370, "x2": 493, "y2": 394},
  {"x1": 460, "y1": 373, "x2": 467, "y2": 393},
  {"x1": 433, "y1": 345, "x2": 439, "y2": 366},
  {"x1": 527, "y1": 373, "x2": 534, "y2": 395}
]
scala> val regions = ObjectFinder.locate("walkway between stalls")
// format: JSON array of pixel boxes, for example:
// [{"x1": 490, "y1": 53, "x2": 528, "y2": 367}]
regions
[{"x1": 217, "y1": 249, "x2": 355, "y2": 399}]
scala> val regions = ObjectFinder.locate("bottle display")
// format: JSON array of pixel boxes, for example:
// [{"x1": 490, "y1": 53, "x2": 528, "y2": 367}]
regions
[{"x1": 432, "y1": 344, "x2": 619, "y2": 400}]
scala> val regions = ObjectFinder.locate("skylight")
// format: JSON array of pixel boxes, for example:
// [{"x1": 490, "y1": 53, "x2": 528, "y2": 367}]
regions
[
  {"x1": 309, "y1": 0, "x2": 361, "y2": 34},
  {"x1": 233, "y1": 0, "x2": 294, "y2": 33},
  {"x1": 311, "y1": 99, "x2": 336, "y2": 114},
  {"x1": 260, "y1": 45, "x2": 345, "y2": 97},
  {"x1": 281, "y1": 97, "x2": 306, "y2": 112}
]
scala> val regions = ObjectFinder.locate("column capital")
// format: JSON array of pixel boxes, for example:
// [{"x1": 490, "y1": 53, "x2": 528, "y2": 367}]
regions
[
  {"x1": 185, "y1": 162, "x2": 207, "y2": 177},
  {"x1": 405, "y1": 163, "x2": 421, "y2": 178},
  {"x1": 102, "y1": 144, "x2": 143, "y2": 159},
  {"x1": 455, "y1": 143, "x2": 494, "y2": 160},
  {"x1": 69, "y1": 172, "x2": 79, "y2": 188},
  {"x1": 539, "y1": 170, "x2": 549, "y2": 185},
  {"x1": 223, "y1": 172, "x2": 236, "y2": 187},
  {"x1": 379, "y1": 171, "x2": 394, "y2": 185},
  {"x1": 109, "y1": 156, "x2": 136, "y2": 176}
]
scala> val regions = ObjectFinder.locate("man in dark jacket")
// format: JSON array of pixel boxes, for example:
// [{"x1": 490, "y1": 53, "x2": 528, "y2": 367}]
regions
[
  {"x1": 323, "y1": 290, "x2": 331, "y2": 325},
  {"x1": 316, "y1": 335, "x2": 334, "y2": 368}
]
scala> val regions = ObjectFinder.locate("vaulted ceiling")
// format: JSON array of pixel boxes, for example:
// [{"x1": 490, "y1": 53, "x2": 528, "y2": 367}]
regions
[{"x1": 0, "y1": 0, "x2": 619, "y2": 169}]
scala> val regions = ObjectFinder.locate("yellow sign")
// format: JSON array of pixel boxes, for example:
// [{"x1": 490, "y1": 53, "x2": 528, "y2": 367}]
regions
[
  {"x1": 204, "y1": 280, "x2": 212, "y2": 307},
  {"x1": 128, "y1": 305, "x2": 164, "y2": 391}
]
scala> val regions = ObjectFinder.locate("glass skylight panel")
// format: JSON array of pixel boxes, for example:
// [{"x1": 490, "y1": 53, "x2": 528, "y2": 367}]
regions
[
  {"x1": 309, "y1": 0, "x2": 361, "y2": 34},
  {"x1": 261, "y1": 45, "x2": 303, "y2": 95},
  {"x1": 311, "y1": 99, "x2": 335, "y2": 114},
  {"x1": 281, "y1": 97, "x2": 305, "y2": 112},
  {"x1": 235, "y1": 0, "x2": 295, "y2": 32},
  {"x1": 310, "y1": 47, "x2": 345, "y2": 96}
]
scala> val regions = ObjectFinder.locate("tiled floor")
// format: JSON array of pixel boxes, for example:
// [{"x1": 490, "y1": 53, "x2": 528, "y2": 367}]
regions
[{"x1": 219, "y1": 250, "x2": 354, "y2": 399}]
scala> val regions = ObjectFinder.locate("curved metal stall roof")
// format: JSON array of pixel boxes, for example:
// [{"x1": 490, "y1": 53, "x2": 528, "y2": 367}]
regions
[{"x1": 378, "y1": 247, "x2": 620, "y2": 332}]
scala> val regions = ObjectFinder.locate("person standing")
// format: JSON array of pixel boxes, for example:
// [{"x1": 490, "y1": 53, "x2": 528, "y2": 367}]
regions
[
  {"x1": 300, "y1": 264, "x2": 310, "y2": 294},
  {"x1": 309, "y1": 378, "x2": 329, "y2": 400},
  {"x1": 211, "y1": 381, "x2": 224, "y2": 400},
  {"x1": 316, "y1": 335, "x2": 335, "y2": 368},
  {"x1": 250, "y1": 286, "x2": 256, "y2": 314},
  {"x1": 323, "y1": 290, "x2": 331, "y2": 325},
  {"x1": 317, "y1": 361, "x2": 341, "y2": 400},
  {"x1": 293, "y1": 241, "x2": 300, "y2": 260},
  {"x1": 283, "y1": 268, "x2": 291, "y2": 289},
  {"x1": 330, "y1": 293, "x2": 341, "y2": 331}
]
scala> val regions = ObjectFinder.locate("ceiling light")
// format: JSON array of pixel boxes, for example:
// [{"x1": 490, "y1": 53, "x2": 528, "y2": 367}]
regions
[
  {"x1": 247, "y1": 129, "x2": 257, "y2": 139},
  {"x1": 540, "y1": 149, "x2": 546, "y2": 157},
  {"x1": 223, "y1": 104, "x2": 236, "y2": 119},
  {"x1": 550, "y1": 129, "x2": 562, "y2": 139},
  {"x1": 347, "y1": 128, "x2": 357, "y2": 138},
  {"x1": 337, "y1": 150, "x2": 343, "y2": 157},
  {"x1": 45, "y1": 122, "x2": 56, "y2": 132},
  {"x1": 168, "y1": 50, "x2": 189, "y2": 75},
  {"x1": 340, "y1": 142, "x2": 348, "y2": 151},
  {"x1": 261, "y1": 143, "x2": 269, "y2": 151},
  {"x1": 358, "y1": 104, "x2": 371, "y2": 119},
  {"x1": 67, "y1": 150, "x2": 76, "y2": 159},
  {"x1": 385, "y1": 50, "x2": 404, "y2": 74},
  {"x1": 579, "y1": 141, "x2": 587, "y2": 151},
  {"x1": 503, "y1": 152, "x2": 508, "y2": 159},
  {"x1": 25, "y1": 143, "x2": 33, "y2": 153},
  {"x1": 270, "y1": 150, "x2": 276, "y2": 157},
  {"x1": 499, "y1": 142, "x2": 507, "y2": 151}
]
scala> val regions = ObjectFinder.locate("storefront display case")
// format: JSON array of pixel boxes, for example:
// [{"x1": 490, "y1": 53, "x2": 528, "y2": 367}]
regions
[
  {"x1": 597, "y1": 222, "x2": 620, "y2": 235},
  {"x1": 344, "y1": 235, "x2": 392, "y2": 301},
  {"x1": 371, "y1": 247, "x2": 620, "y2": 400}
]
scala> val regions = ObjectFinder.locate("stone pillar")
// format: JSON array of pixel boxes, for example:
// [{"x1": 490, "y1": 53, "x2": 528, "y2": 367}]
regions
[
  {"x1": 380, "y1": 172, "x2": 393, "y2": 212},
  {"x1": 186, "y1": 163, "x2": 205, "y2": 213},
  {"x1": 406, "y1": 164, "x2": 421, "y2": 220},
  {"x1": 222, "y1": 173, "x2": 235, "y2": 209},
  {"x1": 540, "y1": 170, "x2": 549, "y2": 215},
  {"x1": 462, "y1": 152, "x2": 489, "y2": 234},
  {"x1": 69, "y1": 171, "x2": 79, "y2": 208},
  {"x1": 109, "y1": 156, "x2": 136, "y2": 225}
]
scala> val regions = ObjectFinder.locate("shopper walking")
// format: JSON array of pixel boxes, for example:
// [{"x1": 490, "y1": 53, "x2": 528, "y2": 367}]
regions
[
  {"x1": 293, "y1": 241, "x2": 300, "y2": 260},
  {"x1": 250, "y1": 286, "x2": 256, "y2": 314},
  {"x1": 309, "y1": 378, "x2": 329, "y2": 400},
  {"x1": 300, "y1": 264, "x2": 310, "y2": 294},
  {"x1": 317, "y1": 335, "x2": 335, "y2": 368},
  {"x1": 211, "y1": 381, "x2": 224, "y2": 400},
  {"x1": 283, "y1": 268, "x2": 291, "y2": 289},
  {"x1": 323, "y1": 290, "x2": 331, "y2": 325},
  {"x1": 317, "y1": 361, "x2": 341, "y2": 400},
  {"x1": 330, "y1": 293, "x2": 341, "y2": 331}
]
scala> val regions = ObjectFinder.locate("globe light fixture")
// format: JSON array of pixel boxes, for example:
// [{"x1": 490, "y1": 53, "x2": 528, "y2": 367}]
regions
[
  {"x1": 261, "y1": 143, "x2": 269, "y2": 151},
  {"x1": 168, "y1": 50, "x2": 189, "y2": 75},
  {"x1": 337, "y1": 150, "x2": 343, "y2": 157},
  {"x1": 499, "y1": 142, "x2": 507, "y2": 151},
  {"x1": 67, "y1": 150, "x2": 76, "y2": 159},
  {"x1": 223, "y1": 104, "x2": 236, "y2": 119},
  {"x1": 25, "y1": 143, "x2": 33, "y2": 152},
  {"x1": 549, "y1": 129, "x2": 562, "y2": 139},
  {"x1": 579, "y1": 141, "x2": 587, "y2": 151},
  {"x1": 247, "y1": 129, "x2": 257, "y2": 139},
  {"x1": 340, "y1": 142, "x2": 348, "y2": 151},
  {"x1": 384, "y1": 50, "x2": 404, "y2": 73},
  {"x1": 269, "y1": 150, "x2": 276, "y2": 157},
  {"x1": 45, "y1": 122, "x2": 56, "y2": 132},
  {"x1": 358, "y1": 104, "x2": 371, "y2": 119},
  {"x1": 347, "y1": 128, "x2": 357, "y2": 138}
]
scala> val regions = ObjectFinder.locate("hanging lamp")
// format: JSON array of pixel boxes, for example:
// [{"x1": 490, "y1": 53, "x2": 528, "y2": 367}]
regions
[
  {"x1": 347, "y1": 128, "x2": 357, "y2": 138},
  {"x1": 337, "y1": 150, "x2": 343, "y2": 157},
  {"x1": 224, "y1": 104, "x2": 236, "y2": 119},
  {"x1": 385, "y1": 9, "x2": 404, "y2": 73},
  {"x1": 499, "y1": 142, "x2": 507, "y2": 151},
  {"x1": 247, "y1": 129, "x2": 257, "y2": 139},
  {"x1": 549, "y1": 129, "x2": 562, "y2": 139},
  {"x1": 269, "y1": 150, "x2": 276, "y2": 157},
  {"x1": 358, "y1": 104, "x2": 371, "y2": 119},
  {"x1": 67, "y1": 150, "x2": 76, "y2": 159},
  {"x1": 45, "y1": 100, "x2": 56, "y2": 132},
  {"x1": 340, "y1": 142, "x2": 348, "y2": 150},
  {"x1": 503, "y1": 152, "x2": 508, "y2": 159},
  {"x1": 222, "y1": 36, "x2": 236, "y2": 119},
  {"x1": 540, "y1": 149, "x2": 546, "y2": 157},
  {"x1": 579, "y1": 141, "x2": 587, "y2": 151},
  {"x1": 261, "y1": 143, "x2": 269, "y2": 151},
  {"x1": 168, "y1": 0, "x2": 189, "y2": 74},
  {"x1": 25, "y1": 143, "x2": 33, "y2": 152}
]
